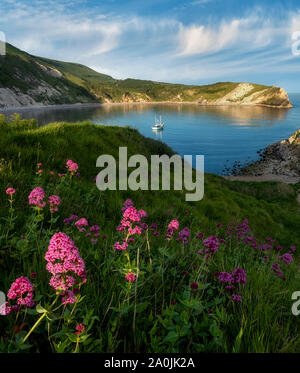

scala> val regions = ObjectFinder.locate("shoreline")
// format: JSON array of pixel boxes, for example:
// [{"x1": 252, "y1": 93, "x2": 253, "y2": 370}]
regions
[
  {"x1": 0, "y1": 100, "x2": 293, "y2": 112},
  {"x1": 0, "y1": 102, "x2": 103, "y2": 112},
  {"x1": 224, "y1": 129, "x2": 300, "y2": 185}
]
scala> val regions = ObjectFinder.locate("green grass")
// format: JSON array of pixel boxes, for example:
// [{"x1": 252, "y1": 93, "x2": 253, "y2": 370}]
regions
[{"x1": 0, "y1": 116, "x2": 299, "y2": 353}]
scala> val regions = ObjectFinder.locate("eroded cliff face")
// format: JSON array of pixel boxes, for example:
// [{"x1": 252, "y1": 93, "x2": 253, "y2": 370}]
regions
[{"x1": 198, "y1": 83, "x2": 292, "y2": 108}]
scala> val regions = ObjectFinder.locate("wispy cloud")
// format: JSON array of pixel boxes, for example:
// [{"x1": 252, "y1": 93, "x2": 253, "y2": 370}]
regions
[{"x1": 177, "y1": 13, "x2": 285, "y2": 56}]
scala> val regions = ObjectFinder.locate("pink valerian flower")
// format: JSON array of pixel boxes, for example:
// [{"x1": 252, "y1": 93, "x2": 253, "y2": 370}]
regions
[
  {"x1": 64, "y1": 214, "x2": 78, "y2": 226},
  {"x1": 125, "y1": 273, "x2": 136, "y2": 282},
  {"x1": 166, "y1": 219, "x2": 179, "y2": 239},
  {"x1": 272, "y1": 263, "x2": 287, "y2": 280},
  {"x1": 114, "y1": 241, "x2": 128, "y2": 251},
  {"x1": 45, "y1": 232, "x2": 86, "y2": 302},
  {"x1": 75, "y1": 218, "x2": 89, "y2": 232},
  {"x1": 87, "y1": 225, "x2": 100, "y2": 244},
  {"x1": 139, "y1": 222, "x2": 148, "y2": 230},
  {"x1": 232, "y1": 294, "x2": 242, "y2": 303},
  {"x1": 121, "y1": 199, "x2": 134, "y2": 213},
  {"x1": 232, "y1": 268, "x2": 247, "y2": 284},
  {"x1": 66, "y1": 160, "x2": 79, "y2": 173},
  {"x1": 218, "y1": 268, "x2": 246, "y2": 301},
  {"x1": 7, "y1": 277, "x2": 35, "y2": 309},
  {"x1": 290, "y1": 246, "x2": 296, "y2": 253},
  {"x1": 279, "y1": 253, "x2": 293, "y2": 265},
  {"x1": 123, "y1": 207, "x2": 141, "y2": 223},
  {"x1": 196, "y1": 232, "x2": 204, "y2": 240},
  {"x1": 120, "y1": 219, "x2": 131, "y2": 228},
  {"x1": 114, "y1": 202, "x2": 147, "y2": 251},
  {"x1": 138, "y1": 209, "x2": 147, "y2": 219},
  {"x1": 190, "y1": 282, "x2": 198, "y2": 290},
  {"x1": 150, "y1": 223, "x2": 158, "y2": 231},
  {"x1": 128, "y1": 226, "x2": 142, "y2": 236},
  {"x1": 28, "y1": 187, "x2": 46, "y2": 208},
  {"x1": 177, "y1": 227, "x2": 190, "y2": 244},
  {"x1": 48, "y1": 195, "x2": 61, "y2": 213},
  {"x1": 168, "y1": 219, "x2": 179, "y2": 231},
  {"x1": 75, "y1": 323, "x2": 85, "y2": 335},
  {"x1": 203, "y1": 235, "x2": 219, "y2": 253},
  {"x1": 218, "y1": 272, "x2": 233, "y2": 284},
  {"x1": 117, "y1": 225, "x2": 126, "y2": 232},
  {"x1": 61, "y1": 290, "x2": 77, "y2": 305},
  {"x1": 6, "y1": 188, "x2": 15, "y2": 195}
]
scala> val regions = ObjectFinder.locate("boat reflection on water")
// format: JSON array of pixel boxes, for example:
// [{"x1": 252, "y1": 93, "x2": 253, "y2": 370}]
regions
[{"x1": 152, "y1": 128, "x2": 163, "y2": 140}]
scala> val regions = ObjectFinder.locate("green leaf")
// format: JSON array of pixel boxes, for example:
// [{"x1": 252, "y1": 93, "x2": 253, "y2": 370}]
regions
[
  {"x1": 163, "y1": 331, "x2": 179, "y2": 344},
  {"x1": 36, "y1": 303, "x2": 48, "y2": 314},
  {"x1": 135, "y1": 301, "x2": 149, "y2": 313}
]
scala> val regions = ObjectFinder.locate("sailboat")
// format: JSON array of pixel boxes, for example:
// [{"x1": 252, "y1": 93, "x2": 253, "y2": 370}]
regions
[{"x1": 152, "y1": 115, "x2": 164, "y2": 131}]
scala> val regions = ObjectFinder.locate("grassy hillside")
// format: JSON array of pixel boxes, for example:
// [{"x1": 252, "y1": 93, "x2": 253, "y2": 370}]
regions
[
  {"x1": 0, "y1": 44, "x2": 96, "y2": 104},
  {"x1": 0, "y1": 43, "x2": 283, "y2": 107},
  {"x1": 0, "y1": 116, "x2": 299, "y2": 352}
]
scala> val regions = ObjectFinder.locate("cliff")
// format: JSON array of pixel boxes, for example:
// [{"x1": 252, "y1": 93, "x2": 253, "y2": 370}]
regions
[{"x1": 233, "y1": 129, "x2": 300, "y2": 183}]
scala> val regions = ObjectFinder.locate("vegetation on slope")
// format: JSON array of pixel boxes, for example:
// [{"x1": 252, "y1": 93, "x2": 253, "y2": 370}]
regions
[
  {"x1": 0, "y1": 115, "x2": 299, "y2": 352},
  {"x1": 0, "y1": 44, "x2": 96, "y2": 105}
]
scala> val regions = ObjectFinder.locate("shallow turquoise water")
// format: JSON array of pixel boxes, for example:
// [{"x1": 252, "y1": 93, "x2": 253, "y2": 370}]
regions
[{"x1": 2, "y1": 93, "x2": 300, "y2": 174}]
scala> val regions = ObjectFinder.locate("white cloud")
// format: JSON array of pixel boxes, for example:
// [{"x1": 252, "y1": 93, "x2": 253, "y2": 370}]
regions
[{"x1": 177, "y1": 14, "x2": 284, "y2": 56}]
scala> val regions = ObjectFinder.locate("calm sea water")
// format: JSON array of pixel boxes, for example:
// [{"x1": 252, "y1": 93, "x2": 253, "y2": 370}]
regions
[{"x1": 2, "y1": 93, "x2": 300, "y2": 174}]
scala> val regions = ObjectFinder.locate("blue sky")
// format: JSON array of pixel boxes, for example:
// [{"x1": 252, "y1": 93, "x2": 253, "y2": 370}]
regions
[{"x1": 1, "y1": 0, "x2": 300, "y2": 91}]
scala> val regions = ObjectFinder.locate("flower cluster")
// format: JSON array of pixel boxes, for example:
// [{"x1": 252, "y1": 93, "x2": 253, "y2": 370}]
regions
[
  {"x1": 177, "y1": 227, "x2": 190, "y2": 245},
  {"x1": 121, "y1": 199, "x2": 134, "y2": 213},
  {"x1": 45, "y1": 232, "x2": 86, "y2": 304},
  {"x1": 114, "y1": 201, "x2": 147, "y2": 251},
  {"x1": 6, "y1": 188, "x2": 15, "y2": 196},
  {"x1": 279, "y1": 253, "x2": 293, "y2": 265},
  {"x1": 165, "y1": 219, "x2": 179, "y2": 239},
  {"x1": 64, "y1": 214, "x2": 78, "y2": 226},
  {"x1": 75, "y1": 218, "x2": 89, "y2": 232},
  {"x1": 66, "y1": 159, "x2": 79, "y2": 174},
  {"x1": 217, "y1": 267, "x2": 246, "y2": 302},
  {"x1": 75, "y1": 323, "x2": 85, "y2": 335},
  {"x1": 6, "y1": 277, "x2": 35, "y2": 313},
  {"x1": 198, "y1": 235, "x2": 220, "y2": 258},
  {"x1": 49, "y1": 195, "x2": 61, "y2": 213},
  {"x1": 28, "y1": 187, "x2": 46, "y2": 209},
  {"x1": 218, "y1": 268, "x2": 247, "y2": 285},
  {"x1": 86, "y1": 225, "x2": 100, "y2": 244},
  {"x1": 125, "y1": 273, "x2": 136, "y2": 282},
  {"x1": 271, "y1": 263, "x2": 285, "y2": 279},
  {"x1": 36, "y1": 162, "x2": 43, "y2": 177}
]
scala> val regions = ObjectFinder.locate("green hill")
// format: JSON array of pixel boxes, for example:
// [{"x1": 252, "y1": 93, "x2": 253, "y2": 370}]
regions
[{"x1": 0, "y1": 43, "x2": 292, "y2": 108}]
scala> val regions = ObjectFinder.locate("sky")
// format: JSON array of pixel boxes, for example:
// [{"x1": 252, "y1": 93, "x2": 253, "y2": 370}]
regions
[{"x1": 1, "y1": 0, "x2": 300, "y2": 92}]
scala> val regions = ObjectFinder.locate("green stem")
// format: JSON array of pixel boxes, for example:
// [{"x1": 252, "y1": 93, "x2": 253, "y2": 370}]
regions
[{"x1": 22, "y1": 312, "x2": 47, "y2": 343}]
